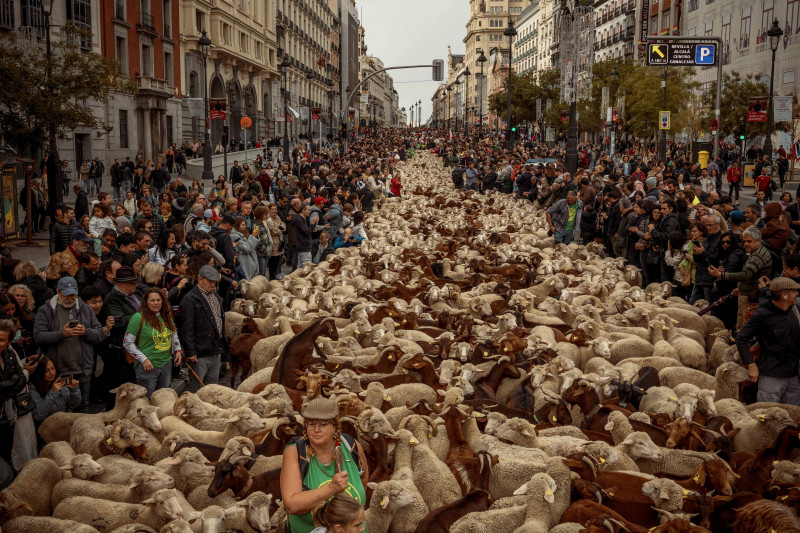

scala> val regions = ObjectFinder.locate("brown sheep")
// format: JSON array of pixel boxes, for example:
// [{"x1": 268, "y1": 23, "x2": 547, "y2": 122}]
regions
[{"x1": 229, "y1": 317, "x2": 266, "y2": 388}]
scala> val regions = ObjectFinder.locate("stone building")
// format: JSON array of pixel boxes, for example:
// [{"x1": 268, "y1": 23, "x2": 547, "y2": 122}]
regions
[{"x1": 179, "y1": 0, "x2": 278, "y2": 152}]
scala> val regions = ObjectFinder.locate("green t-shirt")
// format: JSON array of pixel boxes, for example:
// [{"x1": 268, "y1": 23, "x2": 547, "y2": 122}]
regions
[
  {"x1": 565, "y1": 202, "x2": 578, "y2": 231},
  {"x1": 125, "y1": 313, "x2": 175, "y2": 368},
  {"x1": 286, "y1": 439, "x2": 366, "y2": 533}
]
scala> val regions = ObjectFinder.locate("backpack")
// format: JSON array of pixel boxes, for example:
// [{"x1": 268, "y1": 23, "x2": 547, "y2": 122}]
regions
[{"x1": 290, "y1": 434, "x2": 361, "y2": 490}]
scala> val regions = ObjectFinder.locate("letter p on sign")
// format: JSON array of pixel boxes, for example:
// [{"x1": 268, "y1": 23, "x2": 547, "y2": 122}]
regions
[{"x1": 695, "y1": 44, "x2": 715, "y2": 65}]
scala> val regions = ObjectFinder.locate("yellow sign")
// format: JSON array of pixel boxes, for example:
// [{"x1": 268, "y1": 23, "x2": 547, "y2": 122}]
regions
[{"x1": 648, "y1": 44, "x2": 668, "y2": 65}]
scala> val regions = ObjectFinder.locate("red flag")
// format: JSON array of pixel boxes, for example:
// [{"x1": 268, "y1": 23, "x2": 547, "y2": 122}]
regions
[{"x1": 318, "y1": 57, "x2": 325, "y2": 70}]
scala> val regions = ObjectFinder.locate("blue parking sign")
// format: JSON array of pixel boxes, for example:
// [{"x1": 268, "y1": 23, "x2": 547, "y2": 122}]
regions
[{"x1": 695, "y1": 44, "x2": 715, "y2": 65}]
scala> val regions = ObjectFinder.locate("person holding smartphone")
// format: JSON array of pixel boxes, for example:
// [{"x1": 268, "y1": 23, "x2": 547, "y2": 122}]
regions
[
  {"x1": 33, "y1": 277, "x2": 106, "y2": 413},
  {"x1": 28, "y1": 355, "x2": 80, "y2": 423}
]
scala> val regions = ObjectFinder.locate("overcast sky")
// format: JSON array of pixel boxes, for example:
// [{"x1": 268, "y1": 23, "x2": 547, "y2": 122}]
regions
[{"x1": 359, "y1": 0, "x2": 467, "y2": 124}]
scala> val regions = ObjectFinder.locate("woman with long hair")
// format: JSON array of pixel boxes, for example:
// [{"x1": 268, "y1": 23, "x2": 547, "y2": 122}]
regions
[
  {"x1": 161, "y1": 254, "x2": 191, "y2": 309},
  {"x1": 45, "y1": 252, "x2": 75, "y2": 291},
  {"x1": 266, "y1": 203, "x2": 286, "y2": 280},
  {"x1": 123, "y1": 287, "x2": 183, "y2": 397},
  {"x1": 28, "y1": 355, "x2": 81, "y2": 423},
  {"x1": 148, "y1": 228, "x2": 177, "y2": 266}
]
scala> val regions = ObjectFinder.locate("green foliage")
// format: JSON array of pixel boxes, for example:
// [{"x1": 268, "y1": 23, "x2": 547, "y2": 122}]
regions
[
  {"x1": 488, "y1": 68, "x2": 561, "y2": 127},
  {"x1": 702, "y1": 72, "x2": 768, "y2": 137},
  {"x1": 0, "y1": 26, "x2": 136, "y2": 156}
]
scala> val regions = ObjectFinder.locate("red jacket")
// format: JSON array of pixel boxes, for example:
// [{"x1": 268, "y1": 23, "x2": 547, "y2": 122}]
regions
[
  {"x1": 754, "y1": 174, "x2": 771, "y2": 192},
  {"x1": 726, "y1": 167, "x2": 741, "y2": 184}
]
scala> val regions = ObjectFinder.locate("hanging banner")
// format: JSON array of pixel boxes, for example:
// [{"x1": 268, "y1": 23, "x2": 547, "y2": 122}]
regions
[
  {"x1": 311, "y1": 108, "x2": 321, "y2": 120},
  {"x1": 747, "y1": 97, "x2": 768, "y2": 122},
  {"x1": 1, "y1": 165, "x2": 17, "y2": 238},
  {"x1": 774, "y1": 96, "x2": 792, "y2": 122},
  {"x1": 640, "y1": 0, "x2": 650, "y2": 43},
  {"x1": 209, "y1": 98, "x2": 227, "y2": 120}
]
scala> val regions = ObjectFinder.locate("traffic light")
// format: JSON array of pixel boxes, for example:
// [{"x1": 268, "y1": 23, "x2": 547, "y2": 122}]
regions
[
  {"x1": 432, "y1": 59, "x2": 444, "y2": 81},
  {"x1": 511, "y1": 115, "x2": 517, "y2": 133}
]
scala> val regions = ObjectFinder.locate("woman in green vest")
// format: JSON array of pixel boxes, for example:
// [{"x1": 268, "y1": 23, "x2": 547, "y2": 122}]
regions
[
  {"x1": 281, "y1": 397, "x2": 368, "y2": 533},
  {"x1": 123, "y1": 287, "x2": 182, "y2": 398}
]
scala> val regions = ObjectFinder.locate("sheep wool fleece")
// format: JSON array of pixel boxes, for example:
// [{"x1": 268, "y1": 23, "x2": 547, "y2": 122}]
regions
[{"x1": 286, "y1": 441, "x2": 365, "y2": 533}]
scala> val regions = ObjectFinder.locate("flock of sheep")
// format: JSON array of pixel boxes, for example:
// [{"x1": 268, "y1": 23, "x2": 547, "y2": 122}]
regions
[{"x1": 1, "y1": 152, "x2": 800, "y2": 533}]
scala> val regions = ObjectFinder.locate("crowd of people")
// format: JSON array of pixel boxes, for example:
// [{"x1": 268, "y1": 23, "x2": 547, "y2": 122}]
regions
[
  {"x1": 1, "y1": 127, "x2": 798, "y2": 531},
  {"x1": 1, "y1": 131, "x2": 410, "y2": 479}
]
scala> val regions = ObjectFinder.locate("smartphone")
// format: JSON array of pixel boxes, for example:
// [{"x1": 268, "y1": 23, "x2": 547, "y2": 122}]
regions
[
  {"x1": 68, "y1": 320, "x2": 79, "y2": 328},
  {"x1": 692, "y1": 241, "x2": 701, "y2": 247}
]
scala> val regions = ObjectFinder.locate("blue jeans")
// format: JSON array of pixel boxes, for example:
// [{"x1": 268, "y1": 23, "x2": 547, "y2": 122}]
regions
[
  {"x1": 121, "y1": 180, "x2": 132, "y2": 196},
  {"x1": 113, "y1": 185, "x2": 122, "y2": 200},
  {"x1": 90, "y1": 177, "x2": 101, "y2": 195},
  {"x1": 186, "y1": 354, "x2": 220, "y2": 393},
  {"x1": 134, "y1": 359, "x2": 173, "y2": 398},
  {"x1": 554, "y1": 229, "x2": 574, "y2": 244},
  {"x1": 689, "y1": 283, "x2": 713, "y2": 304},
  {"x1": 294, "y1": 251, "x2": 312, "y2": 270},
  {"x1": 757, "y1": 375, "x2": 800, "y2": 405},
  {"x1": 258, "y1": 256, "x2": 268, "y2": 277}
]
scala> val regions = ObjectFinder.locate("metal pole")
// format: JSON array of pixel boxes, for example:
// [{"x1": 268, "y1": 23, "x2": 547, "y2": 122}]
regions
[
  {"x1": 506, "y1": 36, "x2": 513, "y2": 147},
  {"x1": 464, "y1": 77, "x2": 469, "y2": 137},
  {"x1": 764, "y1": 47, "x2": 777, "y2": 162},
  {"x1": 659, "y1": 67, "x2": 667, "y2": 162},
  {"x1": 201, "y1": 54, "x2": 213, "y2": 181},
  {"x1": 479, "y1": 65, "x2": 484, "y2": 138},
  {"x1": 282, "y1": 70, "x2": 289, "y2": 163}
]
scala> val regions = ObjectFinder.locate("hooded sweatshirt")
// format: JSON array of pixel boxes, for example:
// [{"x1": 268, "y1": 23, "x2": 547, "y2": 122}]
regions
[{"x1": 761, "y1": 201, "x2": 789, "y2": 252}]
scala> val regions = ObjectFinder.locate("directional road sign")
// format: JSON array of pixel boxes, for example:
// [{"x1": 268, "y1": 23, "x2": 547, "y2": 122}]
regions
[{"x1": 646, "y1": 43, "x2": 717, "y2": 66}]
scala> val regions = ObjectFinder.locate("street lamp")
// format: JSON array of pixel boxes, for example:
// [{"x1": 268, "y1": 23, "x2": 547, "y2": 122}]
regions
[
  {"x1": 417, "y1": 100, "x2": 421, "y2": 127},
  {"x1": 610, "y1": 65, "x2": 618, "y2": 157},
  {"x1": 477, "y1": 50, "x2": 487, "y2": 138},
  {"x1": 327, "y1": 79, "x2": 334, "y2": 141},
  {"x1": 504, "y1": 21, "x2": 518, "y2": 148},
  {"x1": 659, "y1": 67, "x2": 668, "y2": 162},
  {"x1": 764, "y1": 18, "x2": 783, "y2": 163},
  {"x1": 279, "y1": 54, "x2": 291, "y2": 161},
  {"x1": 199, "y1": 29, "x2": 214, "y2": 182},
  {"x1": 463, "y1": 68, "x2": 471, "y2": 136}
]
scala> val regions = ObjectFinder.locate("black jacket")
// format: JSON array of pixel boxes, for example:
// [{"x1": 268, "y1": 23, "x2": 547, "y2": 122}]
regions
[
  {"x1": 294, "y1": 214, "x2": 312, "y2": 253},
  {"x1": 50, "y1": 220, "x2": 72, "y2": 255},
  {"x1": 650, "y1": 213, "x2": 681, "y2": 251},
  {"x1": 693, "y1": 232, "x2": 722, "y2": 286},
  {"x1": 0, "y1": 347, "x2": 26, "y2": 422},
  {"x1": 736, "y1": 302, "x2": 800, "y2": 377},
  {"x1": 178, "y1": 286, "x2": 228, "y2": 358},
  {"x1": 22, "y1": 275, "x2": 54, "y2": 310},
  {"x1": 208, "y1": 226, "x2": 235, "y2": 270},
  {"x1": 75, "y1": 267, "x2": 100, "y2": 293},
  {"x1": 74, "y1": 190, "x2": 89, "y2": 220},
  {"x1": 360, "y1": 188, "x2": 375, "y2": 213}
]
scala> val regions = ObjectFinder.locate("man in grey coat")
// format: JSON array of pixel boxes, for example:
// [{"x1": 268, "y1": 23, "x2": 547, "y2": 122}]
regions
[{"x1": 33, "y1": 277, "x2": 106, "y2": 412}]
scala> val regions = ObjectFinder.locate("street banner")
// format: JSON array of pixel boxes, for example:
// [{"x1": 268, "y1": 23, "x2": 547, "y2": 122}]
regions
[
  {"x1": 774, "y1": 96, "x2": 792, "y2": 122},
  {"x1": 209, "y1": 98, "x2": 227, "y2": 120},
  {"x1": 312, "y1": 108, "x2": 321, "y2": 120},
  {"x1": 747, "y1": 97, "x2": 768, "y2": 122},
  {"x1": 640, "y1": 0, "x2": 650, "y2": 44},
  {"x1": 601, "y1": 87, "x2": 609, "y2": 121}
]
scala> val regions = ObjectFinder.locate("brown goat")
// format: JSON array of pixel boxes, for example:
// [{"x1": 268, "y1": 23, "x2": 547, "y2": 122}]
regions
[
  {"x1": 440, "y1": 404, "x2": 481, "y2": 495},
  {"x1": 271, "y1": 317, "x2": 338, "y2": 389},
  {"x1": 731, "y1": 499, "x2": 800, "y2": 533},
  {"x1": 735, "y1": 426, "x2": 800, "y2": 495},
  {"x1": 229, "y1": 317, "x2": 265, "y2": 388},
  {"x1": 207, "y1": 461, "x2": 280, "y2": 512},
  {"x1": 561, "y1": 500, "x2": 648, "y2": 533},
  {"x1": 411, "y1": 489, "x2": 489, "y2": 533},
  {"x1": 657, "y1": 458, "x2": 739, "y2": 495}
]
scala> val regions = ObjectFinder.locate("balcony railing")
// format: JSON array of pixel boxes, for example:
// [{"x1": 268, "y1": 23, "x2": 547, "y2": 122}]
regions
[
  {"x1": 755, "y1": 42, "x2": 769, "y2": 53},
  {"x1": 139, "y1": 12, "x2": 154, "y2": 31},
  {"x1": 137, "y1": 75, "x2": 171, "y2": 95},
  {"x1": 738, "y1": 46, "x2": 751, "y2": 57}
]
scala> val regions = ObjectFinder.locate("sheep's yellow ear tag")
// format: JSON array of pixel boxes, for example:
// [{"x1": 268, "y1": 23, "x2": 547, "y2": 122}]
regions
[
  {"x1": 402, "y1": 368, "x2": 408, "y2": 374},
  {"x1": 379, "y1": 497, "x2": 389, "y2": 509},
  {"x1": 608, "y1": 491, "x2": 614, "y2": 497},
  {"x1": 544, "y1": 489, "x2": 554, "y2": 503},
  {"x1": 388, "y1": 355, "x2": 394, "y2": 360},
  {"x1": 670, "y1": 396, "x2": 677, "y2": 401},
  {"x1": 170, "y1": 442, "x2": 177, "y2": 452},
  {"x1": 335, "y1": 364, "x2": 340, "y2": 369},
  {"x1": 599, "y1": 457, "x2": 606, "y2": 464},
  {"x1": 682, "y1": 489, "x2": 690, "y2": 498},
  {"x1": 385, "y1": 396, "x2": 391, "y2": 401},
  {"x1": 106, "y1": 437, "x2": 112, "y2": 444},
  {"x1": 693, "y1": 474, "x2": 700, "y2": 482}
]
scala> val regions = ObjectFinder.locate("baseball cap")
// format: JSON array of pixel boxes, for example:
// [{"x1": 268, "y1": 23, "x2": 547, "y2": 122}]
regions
[
  {"x1": 56, "y1": 277, "x2": 79, "y2": 296},
  {"x1": 729, "y1": 210, "x2": 745, "y2": 223},
  {"x1": 314, "y1": 196, "x2": 326, "y2": 206},
  {"x1": 203, "y1": 209, "x2": 214, "y2": 219},
  {"x1": 199, "y1": 265, "x2": 221, "y2": 282},
  {"x1": 70, "y1": 229, "x2": 93, "y2": 243}
]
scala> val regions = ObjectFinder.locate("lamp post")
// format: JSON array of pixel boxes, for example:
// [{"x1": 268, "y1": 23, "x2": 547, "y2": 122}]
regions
[
  {"x1": 446, "y1": 86, "x2": 452, "y2": 132},
  {"x1": 610, "y1": 65, "x2": 618, "y2": 158},
  {"x1": 306, "y1": 72, "x2": 314, "y2": 158},
  {"x1": 279, "y1": 55, "x2": 291, "y2": 162},
  {"x1": 463, "y1": 68, "x2": 471, "y2": 136},
  {"x1": 764, "y1": 18, "x2": 783, "y2": 163},
  {"x1": 198, "y1": 29, "x2": 214, "y2": 182},
  {"x1": 477, "y1": 50, "x2": 487, "y2": 138},
  {"x1": 416, "y1": 100, "x2": 421, "y2": 127},
  {"x1": 454, "y1": 79, "x2": 461, "y2": 131},
  {"x1": 327, "y1": 79, "x2": 334, "y2": 141},
  {"x1": 401, "y1": 107, "x2": 406, "y2": 127},
  {"x1": 504, "y1": 21, "x2": 517, "y2": 148},
  {"x1": 659, "y1": 67, "x2": 668, "y2": 162}
]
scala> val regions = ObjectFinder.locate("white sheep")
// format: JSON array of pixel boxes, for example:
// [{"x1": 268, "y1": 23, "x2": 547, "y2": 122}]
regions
[
  {"x1": 53, "y1": 488, "x2": 184, "y2": 531},
  {"x1": 38, "y1": 442, "x2": 105, "y2": 480},
  {"x1": 158, "y1": 406, "x2": 267, "y2": 446},
  {"x1": 51, "y1": 468, "x2": 176, "y2": 507}
]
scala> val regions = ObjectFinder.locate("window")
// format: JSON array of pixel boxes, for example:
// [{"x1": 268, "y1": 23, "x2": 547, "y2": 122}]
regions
[
  {"x1": 741, "y1": 7, "x2": 751, "y2": 48},
  {"x1": 0, "y1": 0, "x2": 14, "y2": 29},
  {"x1": 222, "y1": 23, "x2": 231, "y2": 45},
  {"x1": 662, "y1": 9, "x2": 670, "y2": 31},
  {"x1": 704, "y1": 20, "x2": 713, "y2": 36},
  {"x1": 761, "y1": 0, "x2": 774, "y2": 38},
  {"x1": 240, "y1": 33, "x2": 248, "y2": 52},
  {"x1": 189, "y1": 71, "x2": 199, "y2": 97},
  {"x1": 164, "y1": 50, "x2": 173, "y2": 84},
  {"x1": 784, "y1": 70, "x2": 795, "y2": 84},
  {"x1": 688, "y1": 0, "x2": 698, "y2": 11},
  {"x1": 195, "y1": 9, "x2": 203, "y2": 32},
  {"x1": 119, "y1": 110, "x2": 129, "y2": 149},
  {"x1": 163, "y1": 0, "x2": 171, "y2": 35},
  {"x1": 166, "y1": 116, "x2": 173, "y2": 147},
  {"x1": 20, "y1": 0, "x2": 46, "y2": 37},
  {"x1": 141, "y1": 43, "x2": 153, "y2": 76},
  {"x1": 722, "y1": 14, "x2": 731, "y2": 62},
  {"x1": 115, "y1": 36, "x2": 128, "y2": 74},
  {"x1": 789, "y1": 0, "x2": 800, "y2": 35}
]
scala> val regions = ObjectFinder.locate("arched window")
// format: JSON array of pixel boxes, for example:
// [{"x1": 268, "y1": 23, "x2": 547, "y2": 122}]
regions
[{"x1": 189, "y1": 71, "x2": 199, "y2": 98}]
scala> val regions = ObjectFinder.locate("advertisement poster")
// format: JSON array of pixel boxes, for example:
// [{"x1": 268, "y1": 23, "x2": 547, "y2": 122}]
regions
[
  {"x1": 743, "y1": 163, "x2": 755, "y2": 187},
  {"x1": 1, "y1": 165, "x2": 17, "y2": 238},
  {"x1": 747, "y1": 97, "x2": 768, "y2": 123}
]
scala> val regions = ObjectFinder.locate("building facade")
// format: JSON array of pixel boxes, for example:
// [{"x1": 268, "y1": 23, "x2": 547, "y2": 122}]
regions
[
  {"x1": 682, "y1": 0, "x2": 799, "y2": 109},
  {"x1": 463, "y1": 0, "x2": 533, "y2": 130},
  {"x1": 593, "y1": 0, "x2": 637, "y2": 63},
  {"x1": 514, "y1": 0, "x2": 540, "y2": 75},
  {"x1": 179, "y1": 0, "x2": 278, "y2": 153},
  {"x1": 359, "y1": 54, "x2": 395, "y2": 128},
  {"x1": 103, "y1": 0, "x2": 182, "y2": 162}
]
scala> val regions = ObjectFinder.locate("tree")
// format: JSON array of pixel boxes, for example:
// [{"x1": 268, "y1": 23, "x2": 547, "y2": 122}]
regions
[
  {"x1": 701, "y1": 72, "x2": 768, "y2": 138},
  {"x1": 620, "y1": 65, "x2": 698, "y2": 140},
  {"x1": 676, "y1": 91, "x2": 706, "y2": 143},
  {"x1": 488, "y1": 68, "x2": 561, "y2": 130},
  {"x1": 0, "y1": 26, "x2": 135, "y2": 159}
]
